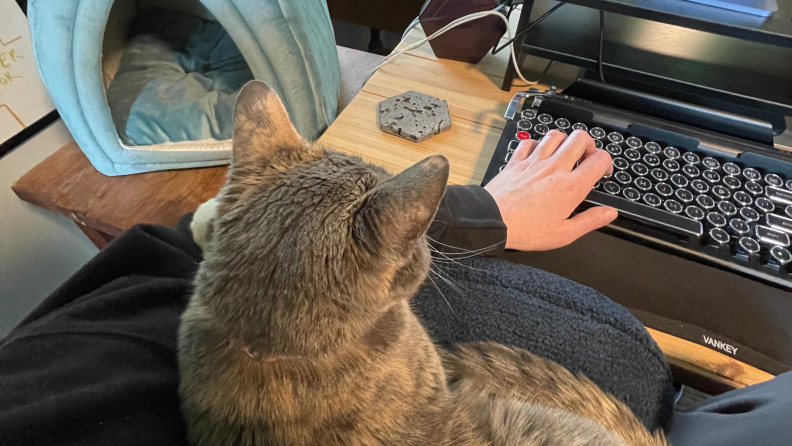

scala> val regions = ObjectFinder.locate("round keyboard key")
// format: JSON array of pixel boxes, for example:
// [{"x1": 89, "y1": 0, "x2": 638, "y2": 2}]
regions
[
  {"x1": 682, "y1": 152, "x2": 701, "y2": 165},
  {"x1": 554, "y1": 118, "x2": 571, "y2": 130},
  {"x1": 626, "y1": 136, "x2": 642, "y2": 149},
  {"x1": 533, "y1": 124, "x2": 549, "y2": 136},
  {"x1": 607, "y1": 132, "x2": 625, "y2": 144},
  {"x1": 664, "y1": 199, "x2": 683, "y2": 214},
  {"x1": 676, "y1": 188, "x2": 694, "y2": 203},
  {"x1": 516, "y1": 131, "x2": 531, "y2": 140},
  {"x1": 729, "y1": 218, "x2": 750, "y2": 236},
  {"x1": 643, "y1": 193, "x2": 662, "y2": 207},
  {"x1": 614, "y1": 171, "x2": 632, "y2": 185},
  {"x1": 623, "y1": 187, "x2": 641, "y2": 201},
  {"x1": 702, "y1": 157, "x2": 720, "y2": 170},
  {"x1": 706, "y1": 212, "x2": 727, "y2": 228},
  {"x1": 769, "y1": 245, "x2": 792, "y2": 266},
  {"x1": 690, "y1": 179, "x2": 710, "y2": 194},
  {"x1": 739, "y1": 207, "x2": 760, "y2": 222},
  {"x1": 662, "y1": 159, "x2": 680, "y2": 172},
  {"x1": 702, "y1": 169, "x2": 721, "y2": 184},
  {"x1": 589, "y1": 127, "x2": 606, "y2": 139},
  {"x1": 499, "y1": 164, "x2": 506, "y2": 172},
  {"x1": 738, "y1": 237, "x2": 761, "y2": 255},
  {"x1": 722, "y1": 162, "x2": 741, "y2": 176},
  {"x1": 685, "y1": 205, "x2": 705, "y2": 221},
  {"x1": 718, "y1": 201, "x2": 737, "y2": 216},
  {"x1": 682, "y1": 164, "x2": 700, "y2": 178},
  {"x1": 594, "y1": 139, "x2": 603, "y2": 149},
  {"x1": 670, "y1": 173, "x2": 689, "y2": 189},
  {"x1": 605, "y1": 144, "x2": 623, "y2": 156},
  {"x1": 521, "y1": 109, "x2": 538, "y2": 120},
  {"x1": 643, "y1": 154, "x2": 661, "y2": 167},
  {"x1": 624, "y1": 149, "x2": 641, "y2": 162},
  {"x1": 744, "y1": 181, "x2": 763, "y2": 196},
  {"x1": 612, "y1": 157, "x2": 629, "y2": 171},
  {"x1": 786, "y1": 179, "x2": 792, "y2": 191},
  {"x1": 663, "y1": 147, "x2": 681, "y2": 160},
  {"x1": 602, "y1": 181, "x2": 621, "y2": 195},
  {"x1": 696, "y1": 194, "x2": 716, "y2": 210},
  {"x1": 631, "y1": 163, "x2": 649, "y2": 177},
  {"x1": 723, "y1": 175, "x2": 742, "y2": 190},
  {"x1": 786, "y1": 205, "x2": 792, "y2": 218},
  {"x1": 755, "y1": 196, "x2": 775, "y2": 214},
  {"x1": 733, "y1": 190, "x2": 753, "y2": 206},
  {"x1": 743, "y1": 167, "x2": 761, "y2": 182},
  {"x1": 709, "y1": 227, "x2": 730, "y2": 245},
  {"x1": 655, "y1": 182, "x2": 673, "y2": 197},
  {"x1": 517, "y1": 120, "x2": 533, "y2": 130},
  {"x1": 712, "y1": 185, "x2": 731, "y2": 200},
  {"x1": 572, "y1": 122, "x2": 588, "y2": 132},
  {"x1": 537, "y1": 113, "x2": 554, "y2": 125},
  {"x1": 651, "y1": 168, "x2": 669, "y2": 182},
  {"x1": 634, "y1": 177, "x2": 652, "y2": 191},
  {"x1": 644, "y1": 141, "x2": 662, "y2": 154},
  {"x1": 765, "y1": 173, "x2": 783, "y2": 187}
]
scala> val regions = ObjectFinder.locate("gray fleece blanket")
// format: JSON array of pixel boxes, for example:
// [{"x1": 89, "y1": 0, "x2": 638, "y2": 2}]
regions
[{"x1": 412, "y1": 256, "x2": 674, "y2": 430}]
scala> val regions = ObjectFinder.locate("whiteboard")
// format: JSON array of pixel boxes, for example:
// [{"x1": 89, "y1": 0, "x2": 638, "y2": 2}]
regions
[{"x1": 0, "y1": 0, "x2": 55, "y2": 145}]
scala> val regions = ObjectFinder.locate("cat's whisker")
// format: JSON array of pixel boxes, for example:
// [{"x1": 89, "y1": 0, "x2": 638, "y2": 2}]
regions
[
  {"x1": 431, "y1": 267, "x2": 469, "y2": 298},
  {"x1": 426, "y1": 236, "x2": 506, "y2": 255},
  {"x1": 430, "y1": 249, "x2": 488, "y2": 272},
  {"x1": 427, "y1": 272, "x2": 457, "y2": 317}
]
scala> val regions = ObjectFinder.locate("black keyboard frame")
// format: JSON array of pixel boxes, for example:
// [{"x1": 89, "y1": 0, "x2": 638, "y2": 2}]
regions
[{"x1": 482, "y1": 83, "x2": 792, "y2": 291}]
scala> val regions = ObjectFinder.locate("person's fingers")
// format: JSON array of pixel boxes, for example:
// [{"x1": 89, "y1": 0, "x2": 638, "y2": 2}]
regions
[
  {"x1": 573, "y1": 148, "x2": 613, "y2": 184},
  {"x1": 557, "y1": 206, "x2": 618, "y2": 247},
  {"x1": 550, "y1": 130, "x2": 597, "y2": 170},
  {"x1": 510, "y1": 139, "x2": 540, "y2": 164},
  {"x1": 534, "y1": 130, "x2": 568, "y2": 160}
]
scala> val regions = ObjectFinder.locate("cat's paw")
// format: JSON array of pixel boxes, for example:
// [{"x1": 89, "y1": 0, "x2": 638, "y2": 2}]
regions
[{"x1": 191, "y1": 198, "x2": 219, "y2": 253}]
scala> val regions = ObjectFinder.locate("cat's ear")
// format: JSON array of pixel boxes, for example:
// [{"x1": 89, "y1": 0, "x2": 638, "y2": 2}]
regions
[
  {"x1": 232, "y1": 81, "x2": 303, "y2": 164},
  {"x1": 356, "y1": 155, "x2": 450, "y2": 254}
]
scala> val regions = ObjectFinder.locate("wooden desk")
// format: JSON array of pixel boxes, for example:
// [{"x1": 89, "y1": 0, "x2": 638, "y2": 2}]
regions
[{"x1": 12, "y1": 28, "x2": 775, "y2": 390}]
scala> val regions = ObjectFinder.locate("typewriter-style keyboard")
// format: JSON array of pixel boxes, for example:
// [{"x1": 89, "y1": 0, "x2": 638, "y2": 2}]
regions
[{"x1": 487, "y1": 105, "x2": 792, "y2": 287}]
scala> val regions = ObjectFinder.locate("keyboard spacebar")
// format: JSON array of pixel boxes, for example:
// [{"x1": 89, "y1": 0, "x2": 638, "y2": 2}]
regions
[{"x1": 585, "y1": 190, "x2": 704, "y2": 237}]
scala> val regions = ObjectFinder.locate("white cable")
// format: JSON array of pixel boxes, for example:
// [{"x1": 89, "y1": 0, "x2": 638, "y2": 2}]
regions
[{"x1": 375, "y1": 7, "x2": 542, "y2": 86}]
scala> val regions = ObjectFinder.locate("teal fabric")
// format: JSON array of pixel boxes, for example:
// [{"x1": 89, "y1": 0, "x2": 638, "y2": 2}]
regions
[
  {"x1": 29, "y1": 0, "x2": 340, "y2": 176},
  {"x1": 107, "y1": 9, "x2": 254, "y2": 146}
]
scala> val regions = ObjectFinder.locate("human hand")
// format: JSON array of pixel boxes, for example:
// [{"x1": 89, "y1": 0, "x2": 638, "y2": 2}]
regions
[{"x1": 484, "y1": 129, "x2": 618, "y2": 251}]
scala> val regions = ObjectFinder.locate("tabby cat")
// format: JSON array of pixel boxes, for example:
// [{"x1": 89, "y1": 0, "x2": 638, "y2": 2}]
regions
[{"x1": 178, "y1": 81, "x2": 668, "y2": 446}]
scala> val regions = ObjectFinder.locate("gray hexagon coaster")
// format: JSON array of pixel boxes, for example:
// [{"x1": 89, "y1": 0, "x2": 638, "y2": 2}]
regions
[{"x1": 377, "y1": 91, "x2": 451, "y2": 143}]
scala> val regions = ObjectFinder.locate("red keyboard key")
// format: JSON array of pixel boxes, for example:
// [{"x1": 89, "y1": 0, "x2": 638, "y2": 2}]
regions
[{"x1": 516, "y1": 131, "x2": 531, "y2": 140}]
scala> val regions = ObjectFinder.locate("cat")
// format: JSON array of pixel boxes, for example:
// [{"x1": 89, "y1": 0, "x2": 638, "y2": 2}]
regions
[{"x1": 178, "y1": 81, "x2": 669, "y2": 446}]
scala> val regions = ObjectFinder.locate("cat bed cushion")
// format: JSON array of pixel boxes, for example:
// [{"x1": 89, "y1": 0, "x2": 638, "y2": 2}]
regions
[
  {"x1": 28, "y1": 0, "x2": 339, "y2": 176},
  {"x1": 107, "y1": 9, "x2": 254, "y2": 147},
  {"x1": 413, "y1": 256, "x2": 675, "y2": 430}
]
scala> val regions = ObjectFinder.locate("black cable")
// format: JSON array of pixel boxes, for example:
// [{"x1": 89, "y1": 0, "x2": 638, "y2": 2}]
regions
[
  {"x1": 598, "y1": 9, "x2": 606, "y2": 83},
  {"x1": 492, "y1": 2, "x2": 566, "y2": 55}
]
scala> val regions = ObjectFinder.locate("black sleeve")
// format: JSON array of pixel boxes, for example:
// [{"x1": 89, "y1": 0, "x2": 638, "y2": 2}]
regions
[
  {"x1": 427, "y1": 185, "x2": 507, "y2": 256},
  {"x1": 0, "y1": 215, "x2": 200, "y2": 446}
]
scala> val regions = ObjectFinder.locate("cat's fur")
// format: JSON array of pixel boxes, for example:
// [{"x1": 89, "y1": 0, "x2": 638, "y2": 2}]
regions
[{"x1": 178, "y1": 81, "x2": 669, "y2": 446}]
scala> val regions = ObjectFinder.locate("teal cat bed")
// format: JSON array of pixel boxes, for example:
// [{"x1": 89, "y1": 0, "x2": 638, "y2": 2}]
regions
[{"x1": 29, "y1": 0, "x2": 339, "y2": 176}]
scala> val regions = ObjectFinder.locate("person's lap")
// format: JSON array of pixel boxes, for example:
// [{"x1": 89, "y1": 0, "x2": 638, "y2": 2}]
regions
[{"x1": 2, "y1": 216, "x2": 791, "y2": 445}]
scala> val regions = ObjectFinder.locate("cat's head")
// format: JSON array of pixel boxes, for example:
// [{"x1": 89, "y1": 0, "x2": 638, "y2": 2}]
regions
[{"x1": 194, "y1": 81, "x2": 449, "y2": 352}]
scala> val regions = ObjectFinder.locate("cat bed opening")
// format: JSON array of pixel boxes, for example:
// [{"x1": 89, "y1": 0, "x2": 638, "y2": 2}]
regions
[{"x1": 30, "y1": 0, "x2": 340, "y2": 176}]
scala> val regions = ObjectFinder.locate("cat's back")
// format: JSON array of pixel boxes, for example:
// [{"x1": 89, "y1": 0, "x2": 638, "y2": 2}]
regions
[{"x1": 178, "y1": 296, "x2": 468, "y2": 446}]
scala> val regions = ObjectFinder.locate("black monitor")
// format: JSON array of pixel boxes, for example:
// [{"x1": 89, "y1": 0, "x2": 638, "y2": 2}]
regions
[{"x1": 504, "y1": 0, "x2": 792, "y2": 132}]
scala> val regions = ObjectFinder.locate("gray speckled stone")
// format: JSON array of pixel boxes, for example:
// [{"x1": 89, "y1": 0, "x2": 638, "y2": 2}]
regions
[{"x1": 376, "y1": 91, "x2": 451, "y2": 143}]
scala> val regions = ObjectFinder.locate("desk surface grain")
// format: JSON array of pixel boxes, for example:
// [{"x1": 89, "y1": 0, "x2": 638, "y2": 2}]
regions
[{"x1": 11, "y1": 28, "x2": 775, "y2": 389}]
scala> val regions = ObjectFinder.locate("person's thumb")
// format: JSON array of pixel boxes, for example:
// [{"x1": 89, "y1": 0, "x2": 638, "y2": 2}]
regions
[{"x1": 559, "y1": 206, "x2": 618, "y2": 247}]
